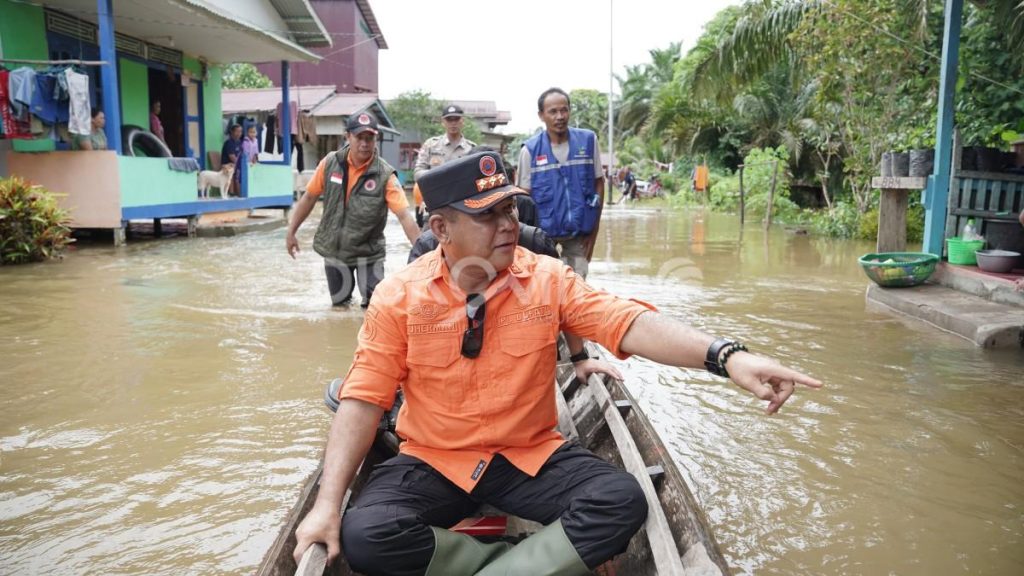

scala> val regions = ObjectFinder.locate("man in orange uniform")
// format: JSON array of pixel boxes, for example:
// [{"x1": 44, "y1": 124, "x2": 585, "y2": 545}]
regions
[
  {"x1": 294, "y1": 152, "x2": 822, "y2": 575},
  {"x1": 286, "y1": 113, "x2": 420, "y2": 307}
]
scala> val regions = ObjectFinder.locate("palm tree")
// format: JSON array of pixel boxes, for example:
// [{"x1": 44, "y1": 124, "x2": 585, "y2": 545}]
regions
[{"x1": 615, "y1": 42, "x2": 682, "y2": 139}]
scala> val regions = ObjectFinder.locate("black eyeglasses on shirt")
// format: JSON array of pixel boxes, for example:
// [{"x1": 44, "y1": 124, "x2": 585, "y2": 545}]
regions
[{"x1": 461, "y1": 293, "x2": 485, "y2": 358}]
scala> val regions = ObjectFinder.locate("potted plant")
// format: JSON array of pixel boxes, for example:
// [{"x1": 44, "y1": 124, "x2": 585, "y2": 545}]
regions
[{"x1": 906, "y1": 127, "x2": 935, "y2": 177}]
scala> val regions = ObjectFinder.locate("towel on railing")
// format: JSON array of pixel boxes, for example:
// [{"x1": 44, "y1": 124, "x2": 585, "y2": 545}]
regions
[{"x1": 167, "y1": 157, "x2": 201, "y2": 173}]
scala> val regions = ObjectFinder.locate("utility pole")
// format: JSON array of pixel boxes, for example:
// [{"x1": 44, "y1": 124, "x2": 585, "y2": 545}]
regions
[{"x1": 607, "y1": 0, "x2": 615, "y2": 204}]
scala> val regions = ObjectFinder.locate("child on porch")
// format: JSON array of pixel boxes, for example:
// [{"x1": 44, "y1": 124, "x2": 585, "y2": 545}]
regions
[{"x1": 242, "y1": 125, "x2": 259, "y2": 165}]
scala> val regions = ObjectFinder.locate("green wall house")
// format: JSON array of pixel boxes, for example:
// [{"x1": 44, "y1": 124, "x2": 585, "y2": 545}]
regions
[
  {"x1": 0, "y1": 0, "x2": 329, "y2": 245},
  {"x1": 119, "y1": 58, "x2": 149, "y2": 130}
]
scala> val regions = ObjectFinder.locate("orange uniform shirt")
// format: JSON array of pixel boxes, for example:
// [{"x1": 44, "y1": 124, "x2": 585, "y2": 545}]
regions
[
  {"x1": 412, "y1": 182, "x2": 423, "y2": 206},
  {"x1": 340, "y1": 247, "x2": 655, "y2": 493},
  {"x1": 306, "y1": 152, "x2": 409, "y2": 213}
]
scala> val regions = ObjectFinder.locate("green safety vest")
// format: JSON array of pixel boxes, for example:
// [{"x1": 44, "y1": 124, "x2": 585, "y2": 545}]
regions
[{"x1": 313, "y1": 147, "x2": 396, "y2": 265}]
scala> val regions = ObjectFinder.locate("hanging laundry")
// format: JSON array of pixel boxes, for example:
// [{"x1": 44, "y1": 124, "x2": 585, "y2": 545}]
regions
[
  {"x1": 264, "y1": 113, "x2": 277, "y2": 154},
  {"x1": 49, "y1": 66, "x2": 70, "y2": 101},
  {"x1": 0, "y1": 69, "x2": 32, "y2": 139},
  {"x1": 8, "y1": 67, "x2": 36, "y2": 120},
  {"x1": 275, "y1": 101, "x2": 298, "y2": 136},
  {"x1": 298, "y1": 111, "x2": 317, "y2": 144},
  {"x1": 66, "y1": 69, "x2": 91, "y2": 136},
  {"x1": 31, "y1": 73, "x2": 68, "y2": 124}
]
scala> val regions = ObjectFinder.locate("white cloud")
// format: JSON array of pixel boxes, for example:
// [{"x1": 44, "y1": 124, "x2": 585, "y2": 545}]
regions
[{"x1": 372, "y1": 0, "x2": 742, "y2": 133}]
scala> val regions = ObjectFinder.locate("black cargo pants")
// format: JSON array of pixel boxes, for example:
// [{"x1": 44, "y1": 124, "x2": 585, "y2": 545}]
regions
[
  {"x1": 323, "y1": 257, "x2": 384, "y2": 308},
  {"x1": 341, "y1": 442, "x2": 647, "y2": 576}
]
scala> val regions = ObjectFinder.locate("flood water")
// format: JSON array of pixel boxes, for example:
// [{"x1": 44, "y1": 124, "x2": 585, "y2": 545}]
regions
[{"x1": 1, "y1": 206, "x2": 1022, "y2": 575}]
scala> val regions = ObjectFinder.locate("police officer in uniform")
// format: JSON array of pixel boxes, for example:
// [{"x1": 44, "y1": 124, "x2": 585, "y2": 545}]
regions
[{"x1": 413, "y1": 104, "x2": 476, "y2": 226}]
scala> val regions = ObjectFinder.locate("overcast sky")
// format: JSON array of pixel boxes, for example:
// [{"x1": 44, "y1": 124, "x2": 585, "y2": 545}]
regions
[{"x1": 370, "y1": 0, "x2": 743, "y2": 134}]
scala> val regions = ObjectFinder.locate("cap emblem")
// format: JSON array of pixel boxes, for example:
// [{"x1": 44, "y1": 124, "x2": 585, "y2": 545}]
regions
[
  {"x1": 479, "y1": 155, "x2": 497, "y2": 176},
  {"x1": 358, "y1": 113, "x2": 370, "y2": 125}
]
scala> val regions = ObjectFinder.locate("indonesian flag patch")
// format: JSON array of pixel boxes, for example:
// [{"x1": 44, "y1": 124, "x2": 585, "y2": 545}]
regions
[
  {"x1": 329, "y1": 172, "x2": 344, "y2": 185},
  {"x1": 536, "y1": 154, "x2": 548, "y2": 166}
]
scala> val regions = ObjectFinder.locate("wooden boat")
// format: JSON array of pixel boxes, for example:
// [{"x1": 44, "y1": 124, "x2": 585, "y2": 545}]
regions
[{"x1": 257, "y1": 341, "x2": 730, "y2": 576}]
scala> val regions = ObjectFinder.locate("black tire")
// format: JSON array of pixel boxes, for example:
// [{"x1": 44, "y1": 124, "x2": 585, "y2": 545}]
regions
[{"x1": 121, "y1": 124, "x2": 173, "y2": 158}]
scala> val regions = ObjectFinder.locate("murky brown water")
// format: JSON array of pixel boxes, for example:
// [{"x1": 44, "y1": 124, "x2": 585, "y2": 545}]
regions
[{"x1": 1, "y1": 206, "x2": 1022, "y2": 575}]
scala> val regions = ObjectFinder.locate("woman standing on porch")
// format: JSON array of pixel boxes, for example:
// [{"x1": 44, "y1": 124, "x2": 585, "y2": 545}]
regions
[{"x1": 150, "y1": 100, "x2": 165, "y2": 143}]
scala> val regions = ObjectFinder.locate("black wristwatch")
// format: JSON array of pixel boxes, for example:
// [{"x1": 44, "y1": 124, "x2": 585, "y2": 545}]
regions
[
  {"x1": 705, "y1": 338, "x2": 747, "y2": 378},
  {"x1": 569, "y1": 350, "x2": 591, "y2": 363}
]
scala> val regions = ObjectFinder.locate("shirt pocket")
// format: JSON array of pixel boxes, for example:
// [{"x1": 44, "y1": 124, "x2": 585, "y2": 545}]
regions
[
  {"x1": 407, "y1": 334, "x2": 462, "y2": 409},
  {"x1": 494, "y1": 322, "x2": 557, "y2": 408}
]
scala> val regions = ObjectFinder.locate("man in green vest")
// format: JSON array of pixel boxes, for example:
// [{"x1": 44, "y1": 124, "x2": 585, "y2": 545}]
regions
[{"x1": 286, "y1": 113, "x2": 420, "y2": 307}]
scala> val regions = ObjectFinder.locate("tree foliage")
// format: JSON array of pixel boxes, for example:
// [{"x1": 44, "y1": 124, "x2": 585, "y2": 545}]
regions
[
  {"x1": 620, "y1": 0, "x2": 1024, "y2": 234},
  {"x1": 222, "y1": 63, "x2": 272, "y2": 90},
  {"x1": 387, "y1": 90, "x2": 482, "y2": 143}
]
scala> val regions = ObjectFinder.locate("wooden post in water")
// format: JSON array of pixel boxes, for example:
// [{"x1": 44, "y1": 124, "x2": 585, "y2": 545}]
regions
[
  {"x1": 871, "y1": 176, "x2": 927, "y2": 252},
  {"x1": 738, "y1": 165, "x2": 745, "y2": 225},
  {"x1": 764, "y1": 161, "x2": 778, "y2": 231}
]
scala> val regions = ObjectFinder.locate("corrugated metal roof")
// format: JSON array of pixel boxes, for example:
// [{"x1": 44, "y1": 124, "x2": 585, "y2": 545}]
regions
[
  {"x1": 222, "y1": 85, "x2": 337, "y2": 113},
  {"x1": 270, "y1": 0, "x2": 332, "y2": 48},
  {"x1": 355, "y1": 0, "x2": 388, "y2": 49},
  {"x1": 40, "y1": 0, "x2": 325, "y2": 63},
  {"x1": 310, "y1": 93, "x2": 379, "y2": 117},
  {"x1": 382, "y1": 99, "x2": 511, "y2": 126}
]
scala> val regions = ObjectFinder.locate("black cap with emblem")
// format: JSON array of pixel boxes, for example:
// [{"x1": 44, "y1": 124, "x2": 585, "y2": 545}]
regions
[
  {"x1": 441, "y1": 104, "x2": 464, "y2": 118},
  {"x1": 419, "y1": 152, "x2": 527, "y2": 214},
  {"x1": 346, "y1": 112, "x2": 379, "y2": 135}
]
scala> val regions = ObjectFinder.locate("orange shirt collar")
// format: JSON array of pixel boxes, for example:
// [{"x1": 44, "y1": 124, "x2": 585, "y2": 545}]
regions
[{"x1": 430, "y1": 247, "x2": 532, "y2": 296}]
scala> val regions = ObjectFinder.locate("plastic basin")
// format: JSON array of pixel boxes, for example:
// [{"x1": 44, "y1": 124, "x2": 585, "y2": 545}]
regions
[
  {"x1": 975, "y1": 249, "x2": 1020, "y2": 274},
  {"x1": 858, "y1": 252, "x2": 939, "y2": 287}
]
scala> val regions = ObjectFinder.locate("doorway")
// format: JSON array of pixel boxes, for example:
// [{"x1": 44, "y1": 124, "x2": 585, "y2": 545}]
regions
[{"x1": 148, "y1": 66, "x2": 184, "y2": 156}]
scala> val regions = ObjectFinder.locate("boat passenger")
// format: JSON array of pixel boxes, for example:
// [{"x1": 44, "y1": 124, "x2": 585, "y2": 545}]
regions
[{"x1": 294, "y1": 151, "x2": 822, "y2": 576}]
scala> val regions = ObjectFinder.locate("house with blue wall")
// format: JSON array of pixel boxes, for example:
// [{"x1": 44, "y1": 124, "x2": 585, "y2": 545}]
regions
[{"x1": 0, "y1": 0, "x2": 330, "y2": 244}]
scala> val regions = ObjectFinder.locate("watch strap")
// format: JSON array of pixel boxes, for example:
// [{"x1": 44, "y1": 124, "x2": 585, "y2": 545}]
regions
[
  {"x1": 569, "y1": 350, "x2": 591, "y2": 363},
  {"x1": 704, "y1": 338, "x2": 735, "y2": 377}
]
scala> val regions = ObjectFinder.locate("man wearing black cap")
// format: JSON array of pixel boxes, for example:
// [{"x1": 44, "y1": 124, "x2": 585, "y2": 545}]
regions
[
  {"x1": 286, "y1": 112, "x2": 420, "y2": 307},
  {"x1": 414, "y1": 104, "x2": 476, "y2": 183},
  {"x1": 412, "y1": 104, "x2": 477, "y2": 227},
  {"x1": 293, "y1": 152, "x2": 821, "y2": 575}
]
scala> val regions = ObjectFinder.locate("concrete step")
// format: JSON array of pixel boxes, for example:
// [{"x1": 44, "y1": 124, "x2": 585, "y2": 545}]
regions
[
  {"x1": 196, "y1": 210, "x2": 287, "y2": 238},
  {"x1": 932, "y1": 262, "x2": 1024, "y2": 308},
  {"x1": 866, "y1": 283, "x2": 1024, "y2": 348}
]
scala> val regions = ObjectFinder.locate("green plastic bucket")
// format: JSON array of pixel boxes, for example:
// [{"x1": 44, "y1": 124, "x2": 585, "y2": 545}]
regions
[{"x1": 946, "y1": 238, "x2": 985, "y2": 265}]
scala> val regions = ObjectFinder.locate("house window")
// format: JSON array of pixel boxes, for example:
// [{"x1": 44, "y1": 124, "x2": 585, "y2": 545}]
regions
[{"x1": 399, "y1": 143, "x2": 419, "y2": 171}]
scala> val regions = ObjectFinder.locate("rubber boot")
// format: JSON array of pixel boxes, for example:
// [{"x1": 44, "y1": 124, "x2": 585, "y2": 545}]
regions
[
  {"x1": 474, "y1": 520, "x2": 590, "y2": 576},
  {"x1": 424, "y1": 527, "x2": 512, "y2": 576}
]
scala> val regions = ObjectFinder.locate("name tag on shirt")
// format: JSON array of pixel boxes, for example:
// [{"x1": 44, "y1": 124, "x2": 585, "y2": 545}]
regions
[
  {"x1": 471, "y1": 459, "x2": 487, "y2": 480},
  {"x1": 329, "y1": 172, "x2": 344, "y2": 185},
  {"x1": 536, "y1": 154, "x2": 548, "y2": 166}
]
